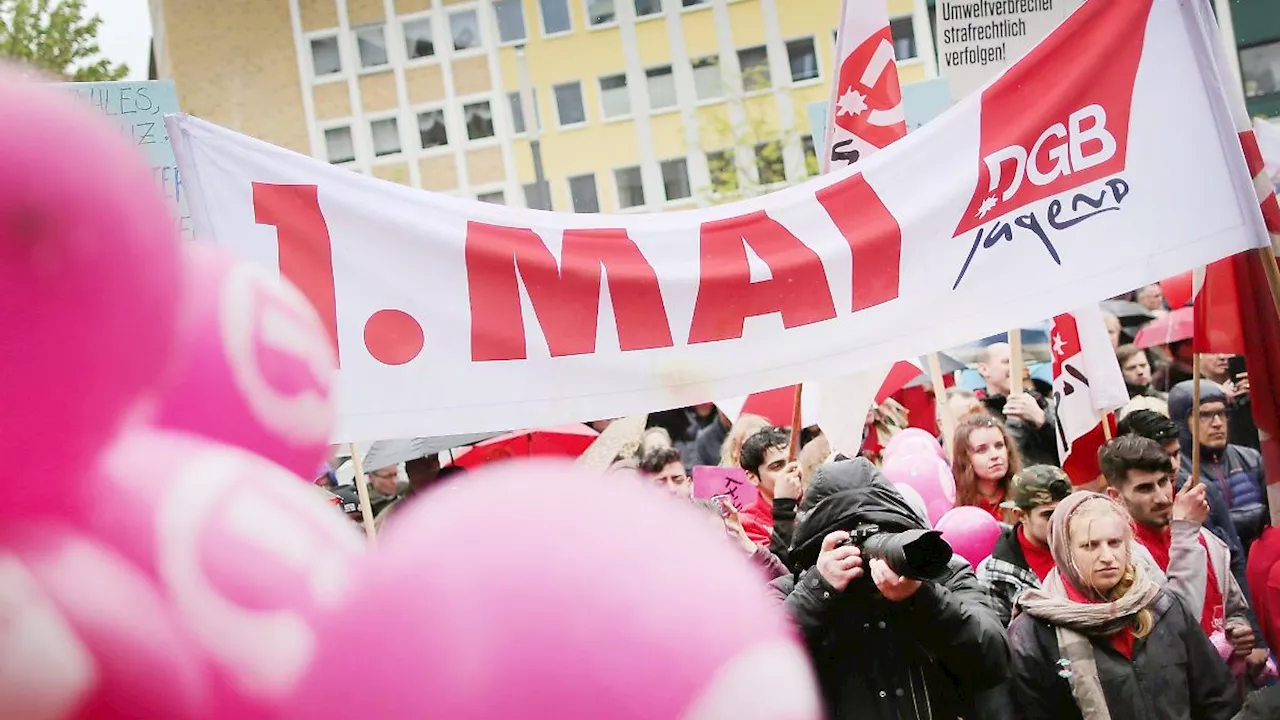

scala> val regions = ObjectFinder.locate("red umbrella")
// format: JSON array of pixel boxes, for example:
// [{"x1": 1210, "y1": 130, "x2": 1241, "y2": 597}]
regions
[
  {"x1": 1134, "y1": 306, "x2": 1194, "y2": 348},
  {"x1": 451, "y1": 424, "x2": 599, "y2": 470}
]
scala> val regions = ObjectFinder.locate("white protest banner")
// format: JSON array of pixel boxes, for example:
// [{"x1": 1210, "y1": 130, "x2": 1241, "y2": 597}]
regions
[
  {"x1": 169, "y1": 0, "x2": 1269, "y2": 443},
  {"x1": 935, "y1": 0, "x2": 1082, "y2": 103},
  {"x1": 64, "y1": 80, "x2": 192, "y2": 239}
]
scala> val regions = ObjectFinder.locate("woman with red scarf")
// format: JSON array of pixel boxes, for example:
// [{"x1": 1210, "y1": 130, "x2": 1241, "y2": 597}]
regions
[
  {"x1": 952, "y1": 414, "x2": 1024, "y2": 523},
  {"x1": 1007, "y1": 492, "x2": 1240, "y2": 720}
]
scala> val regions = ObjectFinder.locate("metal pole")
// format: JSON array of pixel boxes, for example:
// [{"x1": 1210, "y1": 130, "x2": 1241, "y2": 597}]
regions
[{"x1": 515, "y1": 45, "x2": 552, "y2": 211}]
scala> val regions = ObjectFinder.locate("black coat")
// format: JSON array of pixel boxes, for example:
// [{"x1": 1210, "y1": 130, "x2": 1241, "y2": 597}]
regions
[
  {"x1": 1007, "y1": 589, "x2": 1241, "y2": 720},
  {"x1": 770, "y1": 459, "x2": 1010, "y2": 720}
]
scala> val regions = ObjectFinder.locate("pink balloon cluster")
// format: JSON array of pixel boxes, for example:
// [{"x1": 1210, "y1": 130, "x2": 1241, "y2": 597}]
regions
[
  {"x1": 0, "y1": 72, "x2": 821, "y2": 719},
  {"x1": 880, "y1": 431, "x2": 956, "y2": 527}
]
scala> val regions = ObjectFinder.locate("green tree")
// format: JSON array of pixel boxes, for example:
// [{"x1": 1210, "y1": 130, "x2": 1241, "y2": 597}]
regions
[{"x1": 0, "y1": 0, "x2": 127, "y2": 81}]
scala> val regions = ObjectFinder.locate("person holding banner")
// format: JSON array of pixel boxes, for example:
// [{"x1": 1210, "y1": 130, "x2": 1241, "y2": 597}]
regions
[{"x1": 977, "y1": 343, "x2": 1060, "y2": 467}]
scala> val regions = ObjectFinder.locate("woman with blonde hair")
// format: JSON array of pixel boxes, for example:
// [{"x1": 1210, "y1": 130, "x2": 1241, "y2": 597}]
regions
[
  {"x1": 952, "y1": 414, "x2": 1024, "y2": 522},
  {"x1": 1008, "y1": 492, "x2": 1240, "y2": 719},
  {"x1": 719, "y1": 413, "x2": 771, "y2": 468}
]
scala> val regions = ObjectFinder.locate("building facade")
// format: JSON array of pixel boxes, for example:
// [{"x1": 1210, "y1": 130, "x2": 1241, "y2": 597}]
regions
[
  {"x1": 1225, "y1": 0, "x2": 1280, "y2": 120},
  {"x1": 150, "y1": 0, "x2": 933, "y2": 212}
]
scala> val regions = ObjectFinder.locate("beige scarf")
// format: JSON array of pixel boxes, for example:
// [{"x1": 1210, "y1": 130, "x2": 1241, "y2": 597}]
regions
[{"x1": 1015, "y1": 493, "x2": 1162, "y2": 720}]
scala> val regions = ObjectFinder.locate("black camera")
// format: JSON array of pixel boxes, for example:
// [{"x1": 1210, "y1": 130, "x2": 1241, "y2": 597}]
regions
[{"x1": 837, "y1": 523, "x2": 953, "y2": 582}]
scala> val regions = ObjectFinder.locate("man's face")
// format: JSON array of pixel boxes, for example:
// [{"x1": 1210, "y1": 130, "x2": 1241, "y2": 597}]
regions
[
  {"x1": 1121, "y1": 353, "x2": 1151, "y2": 387},
  {"x1": 748, "y1": 445, "x2": 789, "y2": 498},
  {"x1": 978, "y1": 344, "x2": 1012, "y2": 396},
  {"x1": 405, "y1": 456, "x2": 441, "y2": 492},
  {"x1": 1104, "y1": 315, "x2": 1122, "y2": 350},
  {"x1": 1199, "y1": 353, "x2": 1229, "y2": 379},
  {"x1": 1161, "y1": 440, "x2": 1180, "y2": 473},
  {"x1": 652, "y1": 460, "x2": 691, "y2": 499},
  {"x1": 1196, "y1": 400, "x2": 1229, "y2": 449},
  {"x1": 1019, "y1": 502, "x2": 1058, "y2": 548},
  {"x1": 1137, "y1": 285, "x2": 1164, "y2": 311},
  {"x1": 1107, "y1": 468, "x2": 1174, "y2": 529},
  {"x1": 370, "y1": 466, "x2": 400, "y2": 495}
]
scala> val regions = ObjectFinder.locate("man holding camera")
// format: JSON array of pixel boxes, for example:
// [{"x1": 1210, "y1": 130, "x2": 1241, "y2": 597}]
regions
[{"x1": 770, "y1": 458, "x2": 1009, "y2": 720}]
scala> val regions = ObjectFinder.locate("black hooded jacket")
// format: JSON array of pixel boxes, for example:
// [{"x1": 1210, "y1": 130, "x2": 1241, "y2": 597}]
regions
[{"x1": 768, "y1": 459, "x2": 1010, "y2": 720}]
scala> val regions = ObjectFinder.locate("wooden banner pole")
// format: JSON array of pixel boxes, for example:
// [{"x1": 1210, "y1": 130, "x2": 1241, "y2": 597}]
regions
[
  {"x1": 1189, "y1": 356, "x2": 1202, "y2": 489},
  {"x1": 927, "y1": 352, "x2": 956, "y2": 461},
  {"x1": 349, "y1": 442, "x2": 378, "y2": 544},
  {"x1": 788, "y1": 384, "x2": 804, "y2": 462},
  {"x1": 1008, "y1": 329, "x2": 1025, "y2": 397}
]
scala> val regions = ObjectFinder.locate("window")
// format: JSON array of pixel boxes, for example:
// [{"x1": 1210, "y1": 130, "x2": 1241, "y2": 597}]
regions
[
  {"x1": 403, "y1": 17, "x2": 435, "y2": 60},
  {"x1": 692, "y1": 56, "x2": 722, "y2": 101},
  {"x1": 615, "y1": 166, "x2": 645, "y2": 208},
  {"x1": 477, "y1": 190, "x2": 506, "y2": 204},
  {"x1": 587, "y1": 0, "x2": 616, "y2": 26},
  {"x1": 464, "y1": 101, "x2": 495, "y2": 140},
  {"x1": 450, "y1": 9, "x2": 481, "y2": 51},
  {"x1": 508, "y1": 90, "x2": 541, "y2": 133},
  {"x1": 554, "y1": 81, "x2": 586, "y2": 125},
  {"x1": 682, "y1": 0, "x2": 708, "y2": 6},
  {"x1": 755, "y1": 141, "x2": 785, "y2": 184},
  {"x1": 646, "y1": 65, "x2": 677, "y2": 110},
  {"x1": 523, "y1": 182, "x2": 552, "y2": 210},
  {"x1": 569, "y1": 173, "x2": 601, "y2": 212},
  {"x1": 738, "y1": 46, "x2": 771, "y2": 91},
  {"x1": 787, "y1": 37, "x2": 818, "y2": 82},
  {"x1": 660, "y1": 159, "x2": 690, "y2": 201},
  {"x1": 802, "y1": 134, "x2": 819, "y2": 176},
  {"x1": 494, "y1": 0, "x2": 527, "y2": 43},
  {"x1": 1242, "y1": 41, "x2": 1280, "y2": 98},
  {"x1": 311, "y1": 36, "x2": 341, "y2": 76},
  {"x1": 370, "y1": 118, "x2": 401, "y2": 156},
  {"x1": 707, "y1": 150, "x2": 738, "y2": 193},
  {"x1": 540, "y1": 0, "x2": 572, "y2": 34},
  {"x1": 325, "y1": 126, "x2": 355, "y2": 164},
  {"x1": 890, "y1": 17, "x2": 917, "y2": 60},
  {"x1": 599, "y1": 73, "x2": 631, "y2": 119},
  {"x1": 418, "y1": 109, "x2": 448, "y2": 149},
  {"x1": 355, "y1": 25, "x2": 389, "y2": 68},
  {"x1": 635, "y1": 0, "x2": 662, "y2": 17}
]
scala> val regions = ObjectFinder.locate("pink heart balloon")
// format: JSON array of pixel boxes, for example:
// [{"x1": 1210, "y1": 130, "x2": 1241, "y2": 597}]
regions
[
  {"x1": 152, "y1": 243, "x2": 336, "y2": 479},
  {"x1": 72, "y1": 427, "x2": 365, "y2": 718},
  {"x1": 283, "y1": 460, "x2": 822, "y2": 720},
  {"x1": 934, "y1": 506, "x2": 1002, "y2": 568},
  {"x1": 881, "y1": 453, "x2": 956, "y2": 526},
  {"x1": 0, "y1": 521, "x2": 209, "y2": 720},
  {"x1": 0, "y1": 71, "x2": 182, "y2": 510}
]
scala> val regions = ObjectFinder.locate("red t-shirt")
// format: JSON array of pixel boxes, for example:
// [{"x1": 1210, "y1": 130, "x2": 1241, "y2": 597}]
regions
[
  {"x1": 739, "y1": 494, "x2": 774, "y2": 547},
  {"x1": 1017, "y1": 525, "x2": 1056, "y2": 581},
  {"x1": 1246, "y1": 527, "x2": 1280, "y2": 653},
  {"x1": 1132, "y1": 522, "x2": 1224, "y2": 635}
]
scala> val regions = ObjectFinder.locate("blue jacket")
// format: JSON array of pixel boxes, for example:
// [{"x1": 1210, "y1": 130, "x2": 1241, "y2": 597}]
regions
[{"x1": 1169, "y1": 380, "x2": 1270, "y2": 551}]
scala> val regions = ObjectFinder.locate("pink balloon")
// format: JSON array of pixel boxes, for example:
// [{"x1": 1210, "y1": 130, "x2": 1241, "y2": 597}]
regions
[
  {"x1": 283, "y1": 460, "x2": 823, "y2": 720},
  {"x1": 883, "y1": 428, "x2": 946, "y2": 463},
  {"x1": 151, "y1": 243, "x2": 336, "y2": 479},
  {"x1": 881, "y1": 454, "x2": 955, "y2": 526},
  {"x1": 71, "y1": 427, "x2": 365, "y2": 718},
  {"x1": 934, "y1": 507, "x2": 1002, "y2": 568},
  {"x1": 0, "y1": 72, "x2": 183, "y2": 506},
  {"x1": 0, "y1": 521, "x2": 209, "y2": 719}
]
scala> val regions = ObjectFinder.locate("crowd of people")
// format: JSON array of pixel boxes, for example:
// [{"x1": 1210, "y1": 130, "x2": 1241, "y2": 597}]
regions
[{"x1": 314, "y1": 288, "x2": 1280, "y2": 720}]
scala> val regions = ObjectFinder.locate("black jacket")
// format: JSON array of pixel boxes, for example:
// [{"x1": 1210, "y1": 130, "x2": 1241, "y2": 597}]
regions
[
  {"x1": 1007, "y1": 588, "x2": 1241, "y2": 720},
  {"x1": 770, "y1": 459, "x2": 1010, "y2": 720},
  {"x1": 980, "y1": 389, "x2": 1060, "y2": 467}
]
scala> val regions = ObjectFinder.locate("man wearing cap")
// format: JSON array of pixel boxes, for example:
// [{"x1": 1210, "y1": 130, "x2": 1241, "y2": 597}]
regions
[{"x1": 976, "y1": 465, "x2": 1072, "y2": 626}]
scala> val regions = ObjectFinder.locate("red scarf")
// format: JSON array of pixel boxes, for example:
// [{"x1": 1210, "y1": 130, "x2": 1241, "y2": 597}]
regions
[
  {"x1": 974, "y1": 490, "x2": 1006, "y2": 524},
  {"x1": 1017, "y1": 525, "x2": 1056, "y2": 581},
  {"x1": 1063, "y1": 578, "x2": 1135, "y2": 659},
  {"x1": 1132, "y1": 522, "x2": 1224, "y2": 635}
]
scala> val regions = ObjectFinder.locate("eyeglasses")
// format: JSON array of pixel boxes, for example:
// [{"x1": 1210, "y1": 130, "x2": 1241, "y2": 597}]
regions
[{"x1": 1196, "y1": 409, "x2": 1228, "y2": 423}]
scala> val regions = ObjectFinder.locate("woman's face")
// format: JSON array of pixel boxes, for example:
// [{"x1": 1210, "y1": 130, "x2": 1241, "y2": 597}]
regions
[
  {"x1": 1068, "y1": 508, "x2": 1130, "y2": 594},
  {"x1": 966, "y1": 426, "x2": 1009, "y2": 484}
]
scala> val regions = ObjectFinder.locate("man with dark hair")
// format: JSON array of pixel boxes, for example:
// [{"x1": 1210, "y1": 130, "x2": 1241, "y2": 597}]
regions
[
  {"x1": 977, "y1": 466, "x2": 1073, "y2": 626},
  {"x1": 737, "y1": 426, "x2": 802, "y2": 547},
  {"x1": 638, "y1": 446, "x2": 691, "y2": 500},
  {"x1": 1100, "y1": 436, "x2": 1267, "y2": 672}
]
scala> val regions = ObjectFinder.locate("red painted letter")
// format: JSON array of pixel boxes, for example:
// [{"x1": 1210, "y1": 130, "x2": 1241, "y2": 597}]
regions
[
  {"x1": 252, "y1": 183, "x2": 340, "y2": 362},
  {"x1": 687, "y1": 211, "x2": 836, "y2": 344},
  {"x1": 466, "y1": 223, "x2": 673, "y2": 361},
  {"x1": 814, "y1": 174, "x2": 902, "y2": 312}
]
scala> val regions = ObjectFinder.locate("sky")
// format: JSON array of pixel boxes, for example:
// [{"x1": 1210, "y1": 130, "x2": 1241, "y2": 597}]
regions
[{"x1": 85, "y1": 0, "x2": 152, "y2": 80}]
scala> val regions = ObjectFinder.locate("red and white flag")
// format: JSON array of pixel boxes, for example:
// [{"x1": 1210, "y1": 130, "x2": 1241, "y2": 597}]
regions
[
  {"x1": 1051, "y1": 306, "x2": 1129, "y2": 485},
  {"x1": 821, "y1": 0, "x2": 907, "y2": 172}
]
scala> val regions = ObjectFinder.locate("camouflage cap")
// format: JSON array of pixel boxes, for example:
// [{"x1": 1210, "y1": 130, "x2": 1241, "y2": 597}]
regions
[{"x1": 1001, "y1": 465, "x2": 1073, "y2": 511}]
